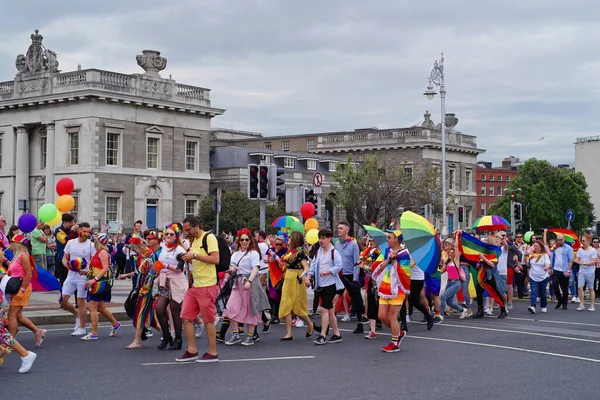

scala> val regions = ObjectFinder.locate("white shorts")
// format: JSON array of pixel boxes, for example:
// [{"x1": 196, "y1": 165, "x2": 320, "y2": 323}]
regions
[
  {"x1": 578, "y1": 268, "x2": 595, "y2": 288},
  {"x1": 62, "y1": 274, "x2": 88, "y2": 298}
]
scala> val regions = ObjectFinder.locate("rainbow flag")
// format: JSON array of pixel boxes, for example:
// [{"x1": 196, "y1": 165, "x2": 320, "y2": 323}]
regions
[
  {"x1": 0, "y1": 264, "x2": 6, "y2": 275},
  {"x1": 457, "y1": 232, "x2": 501, "y2": 266},
  {"x1": 548, "y1": 228, "x2": 581, "y2": 250}
]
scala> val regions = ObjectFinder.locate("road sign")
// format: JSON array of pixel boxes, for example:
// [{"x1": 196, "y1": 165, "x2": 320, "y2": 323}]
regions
[
  {"x1": 313, "y1": 172, "x2": 323, "y2": 187},
  {"x1": 314, "y1": 187, "x2": 322, "y2": 194},
  {"x1": 216, "y1": 188, "x2": 222, "y2": 213},
  {"x1": 566, "y1": 209, "x2": 574, "y2": 222}
]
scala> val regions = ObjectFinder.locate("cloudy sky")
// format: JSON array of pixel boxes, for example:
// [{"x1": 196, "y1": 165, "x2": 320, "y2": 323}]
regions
[{"x1": 1, "y1": 0, "x2": 599, "y2": 166}]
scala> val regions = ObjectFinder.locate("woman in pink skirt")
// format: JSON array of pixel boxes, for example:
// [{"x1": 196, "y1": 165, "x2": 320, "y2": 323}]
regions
[{"x1": 223, "y1": 228, "x2": 270, "y2": 346}]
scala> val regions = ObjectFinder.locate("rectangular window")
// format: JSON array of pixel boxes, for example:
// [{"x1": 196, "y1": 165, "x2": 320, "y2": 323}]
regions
[
  {"x1": 284, "y1": 157, "x2": 295, "y2": 168},
  {"x1": 147, "y1": 137, "x2": 160, "y2": 169},
  {"x1": 497, "y1": 186, "x2": 502, "y2": 196},
  {"x1": 481, "y1": 174, "x2": 486, "y2": 181},
  {"x1": 106, "y1": 132, "x2": 120, "y2": 166},
  {"x1": 307, "y1": 160, "x2": 317, "y2": 170},
  {"x1": 240, "y1": 143, "x2": 248, "y2": 148},
  {"x1": 489, "y1": 175, "x2": 494, "y2": 181},
  {"x1": 69, "y1": 132, "x2": 79, "y2": 165},
  {"x1": 329, "y1": 162, "x2": 337, "y2": 172},
  {"x1": 71, "y1": 195, "x2": 79, "y2": 222},
  {"x1": 465, "y1": 171, "x2": 471, "y2": 191},
  {"x1": 489, "y1": 186, "x2": 494, "y2": 196},
  {"x1": 404, "y1": 166, "x2": 413, "y2": 176},
  {"x1": 264, "y1": 142, "x2": 272, "y2": 150},
  {"x1": 185, "y1": 141, "x2": 197, "y2": 171},
  {"x1": 282, "y1": 140, "x2": 290, "y2": 152},
  {"x1": 448, "y1": 169, "x2": 455, "y2": 190},
  {"x1": 481, "y1": 186, "x2": 486, "y2": 195},
  {"x1": 40, "y1": 136, "x2": 47, "y2": 169},
  {"x1": 506, "y1": 176, "x2": 510, "y2": 182},
  {"x1": 185, "y1": 199, "x2": 197, "y2": 217},
  {"x1": 106, "y1": 196, "x2": 120, "y2": 223},
  {"x1": 260, "y1": 155, "x2": 272, "y2": 164},
  {"x1": 0, "y1": 134, "x2": 3, "y2": 169},
  {"x1": 497, "y1": 175, "x2": 502, "y2": 181},
  {"x1": 306, "y1": 139, "x2": 314, "y2": 150},
  {"x1": 481, "y1": 202, "x2": 486, "y2": 216}
]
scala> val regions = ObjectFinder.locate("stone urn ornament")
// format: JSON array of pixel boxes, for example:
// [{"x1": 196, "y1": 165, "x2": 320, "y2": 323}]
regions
[{"x1": 136, "y1": 50, "x2": 167, "y2": 77}]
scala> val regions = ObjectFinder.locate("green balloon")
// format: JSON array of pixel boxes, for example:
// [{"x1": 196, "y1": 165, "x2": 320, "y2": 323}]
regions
[
  {"x1": 524, "y1": 231, "x2": 534, "y2": 243},
  {"x1": 38, "y1": 203, "x2": 58, "y2": 223},
  {"x1": 290, "y1": 221, "x2": 305, "y2": 233}
]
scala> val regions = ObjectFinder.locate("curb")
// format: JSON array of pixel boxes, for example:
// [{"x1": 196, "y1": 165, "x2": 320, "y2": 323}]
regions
[{"x1": 27, "y1": 310, "x2": 131, "y2": 326}]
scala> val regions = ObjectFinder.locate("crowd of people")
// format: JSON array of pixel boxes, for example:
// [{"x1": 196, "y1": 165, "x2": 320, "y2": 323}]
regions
[{"x1": 1, "y1": 211, "x2": 599, "y2": 373}]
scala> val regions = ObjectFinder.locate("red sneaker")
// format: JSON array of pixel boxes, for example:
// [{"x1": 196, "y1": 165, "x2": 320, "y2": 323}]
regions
[
  {"x1": 382, "y1": 341, "x2": 400, "y2": 353},
  {"x1": 364, "y1": 331, "x2": 377, "y2": 340},
  {"x1": 397, "y1": 330, "x2": 407, "y2": 345}
]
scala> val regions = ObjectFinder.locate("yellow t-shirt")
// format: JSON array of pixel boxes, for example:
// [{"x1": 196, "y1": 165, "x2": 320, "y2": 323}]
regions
[{"x1": 190, "y1": 232, "x2": 218, "y2": 288}]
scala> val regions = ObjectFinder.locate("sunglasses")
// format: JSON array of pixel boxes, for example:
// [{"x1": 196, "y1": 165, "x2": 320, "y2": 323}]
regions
[
  {"x1": 275, "y1": 243, "x2": 283, "y2": 246},
  {"x1": 240, "y1": 238, "x2": 250, "y2": 242},
  {"x1": 516, "y1": 236, "x2": 522, "y2": 238},
  {"x1": 164, "y1": 232, "x2": 176, "y2": 236}
]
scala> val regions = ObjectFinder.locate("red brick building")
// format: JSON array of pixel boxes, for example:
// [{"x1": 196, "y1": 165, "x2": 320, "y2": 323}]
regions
[{"x1": 475, "y1": 157, "x2": 520, "y2": 218}]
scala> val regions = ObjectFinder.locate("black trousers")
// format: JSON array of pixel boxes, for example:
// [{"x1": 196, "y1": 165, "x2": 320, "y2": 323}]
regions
[
  {"x1": 341, "y1": 274, "x2": 365, "y2": 318},
  {"x1": 400, "y1": 280, "x2": 429, "y2": 322},
  {"x1": 594, "y1": 268, "x2": 600, "y2": 295},
  {"x1": 552, "y1": 270, "x2": 570, "y2": 306},
  {"x1": 515, "y1": 266, "x2": 528, "y2": 298},
  {"x1": 54, "y1": 255, "x2": 68, "y2": 285},
  {"x1": 366, "y1": 277, "x2": 379, "y2": 320}
]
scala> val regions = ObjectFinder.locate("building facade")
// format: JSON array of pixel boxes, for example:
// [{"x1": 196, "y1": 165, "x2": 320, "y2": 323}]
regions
[
  {"x1": 575, "y1": 136, "x2": 600, "y2": 220},
  {"x1": 475, "y1": 158, "x2": 520, "y2": 218},
  {"x1": 0, "y1": 31, "x2": 224, "y2": 230}
]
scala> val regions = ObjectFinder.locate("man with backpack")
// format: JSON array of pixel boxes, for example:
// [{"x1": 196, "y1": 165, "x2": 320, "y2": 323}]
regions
[{"x1": 176, "y1": 216, "x2": 221, "y2": 363}]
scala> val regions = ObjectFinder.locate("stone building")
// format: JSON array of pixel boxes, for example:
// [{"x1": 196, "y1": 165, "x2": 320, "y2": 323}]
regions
[
  {"x1": 0, "y1": 30, "x2": 224, "y2": 230},
  {"x1": 575, "y1": 136, "x2": 600, "y2": 221},
  {"x1": 215, "y1": 111, "x2": 484, "y2": 231}
]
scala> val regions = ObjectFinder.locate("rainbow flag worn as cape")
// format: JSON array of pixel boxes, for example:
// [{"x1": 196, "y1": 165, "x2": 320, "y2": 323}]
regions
[
  {"x1": 372, "y1": 248, "x2": 411, "y2": 298},
  {"x1": 548, "y1": 228, "x2": 581, "y2": 250},
  {"x1": 458, "y1": 232, "x2": 502, "y2": 266}
]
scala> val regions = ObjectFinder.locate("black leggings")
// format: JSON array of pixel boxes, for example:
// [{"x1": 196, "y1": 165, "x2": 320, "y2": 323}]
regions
[
  {"x1": 156, "y1": 296, "x2": 183, "y2": 340},
  {"x1": 400, "y1": 280, "x2": 430, "y2": 322},
  {"x1": 366, "y1": 277, "x2": 379, "y2": 320}
]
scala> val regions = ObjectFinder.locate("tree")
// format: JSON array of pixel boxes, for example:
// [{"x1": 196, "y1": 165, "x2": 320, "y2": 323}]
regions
[
  {"x1": 487, "y1": 158, "x2": 595, "y2": 232},
  {"x1": 199, "y1": 191, "x2": 285, "y2": 234},
  {"x1": 330, "y1": 154, "x2": 445, "y2": 228}
]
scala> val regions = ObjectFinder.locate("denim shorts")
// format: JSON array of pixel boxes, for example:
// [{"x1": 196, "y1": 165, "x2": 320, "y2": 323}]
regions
[{"x1": 578, "y1": 268, "x2": 595, "y2": 288}]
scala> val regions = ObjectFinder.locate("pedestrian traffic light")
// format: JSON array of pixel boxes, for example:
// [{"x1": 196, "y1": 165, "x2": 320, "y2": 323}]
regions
[
  {"x1": 514, "y1": 202, "x2": 522, "y2": 221},
  {"x1": 248, "y1": 164, "x2": 259, "y2": 199},
  {"x1": 268, "y1": 166, "x2": 286, "y2": 201},
  {"x1": 305, "y1": 189, "x2": 318, "y2": 216},
  {"x1": 457, "y1": 205, "x2": 464, "y2": 223},
  {"x1": 259, "y1": 165, "x2": 269, "y2": 199}
]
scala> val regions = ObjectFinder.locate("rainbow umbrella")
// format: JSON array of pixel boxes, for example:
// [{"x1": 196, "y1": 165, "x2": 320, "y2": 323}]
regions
[
  {"x1": 271, "y1": 215, "x2": 300, "y2": 228},
  {"x1": 472, "y1": 215, "x2": 510, "y2": 231},
  {"x1": 548, "y1": 228, "x2": 581, "y2": 250},
  {"x1": 362, "y1": 225, "x2": 389, "y2": 253},
  {"x1": 32, "y1": 265, "x2": 61, "y2": 292},
  {"x1": 400, "y1": 211, "x2": 442, "y2": 274}
]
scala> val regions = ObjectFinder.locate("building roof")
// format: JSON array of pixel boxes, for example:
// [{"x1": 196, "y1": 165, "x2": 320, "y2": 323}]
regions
[{"x1": 210, "y1": 146, "x2": 347, "y2": 169}]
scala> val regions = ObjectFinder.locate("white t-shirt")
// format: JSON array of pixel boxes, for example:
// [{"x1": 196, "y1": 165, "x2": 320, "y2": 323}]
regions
[
  {"x1": 497, "y1": 246, "x2": 508, "y2": 275},
  {"x1": 410, "y1": 256, "x2": 424, "y2": 280},
  {"x1": 232, "y1": 250, "x2": 260, "y2": 275},
  {"x1": 258, "y1": 242, "x2": 269, "y2": 275},
  {"x1": 158, "y1": 243, "x2": 186, "y2": 267},
  {"x1": 64, "y1": 239, "x2": 96, "y2": 279},
  {"x1": 577, "y1": 247, "x2": 597, "y2": 273},
  {"x1": 529, "y1": 253, "x2": 551, "y2": 282}
]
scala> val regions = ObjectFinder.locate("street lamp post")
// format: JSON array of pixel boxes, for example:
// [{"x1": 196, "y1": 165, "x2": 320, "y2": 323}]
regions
[{"x1": 424, "y1": 53, "x2": 448, "y2": 238}]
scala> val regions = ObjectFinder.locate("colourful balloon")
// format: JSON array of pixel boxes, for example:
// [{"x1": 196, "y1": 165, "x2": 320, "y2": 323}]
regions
[
  {"x1": 306, "y1": 229, "x2": 319, "y2": 245},
  {"x1": 300, "y1": 202, "x2": 315, "y2": 219},
  {"x1": 56, "y1": 194, "x2": 75, "y2": 213},
  {"x1": 524, "y1": 231, "x2": 534, "y2": 243},
  {"x1": 304, "y1": 218, "x2": 319, "y2": 231},
  {"x1": 277, "y1": 230, "x2": 284, "y2": 236},
  {"x1": 289, "y1": 221, "x2": 305, "y2": 234},
  {"x1": 48, "y1": 212, "x2": 62, "y2": 227},
  {"x1": 18, "y1": 213, "x2": 37, "y2": 233},
  {"x1": 38, "y1": 203, "x2": 58, "y2": 223},
  {"x1": 56, "y1": 177, "x2": 74, "y2": 196}
]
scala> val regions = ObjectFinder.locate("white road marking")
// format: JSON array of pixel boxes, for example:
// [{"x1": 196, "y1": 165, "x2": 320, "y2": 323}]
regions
[
  {"x1": 505, "y1": 316, "x2": 600, "y2": 328},
  {"x1": 141, "y1": 355, "x2": 315, "y2": 366},
  {"x1": 22, "y1": 324, "x2": 133, "y2": 333}
]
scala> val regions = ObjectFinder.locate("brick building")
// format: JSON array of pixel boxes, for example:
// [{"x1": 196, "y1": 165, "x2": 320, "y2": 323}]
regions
[{"x1": 476, "y1": 157, "x2": 520, "y2": 218}]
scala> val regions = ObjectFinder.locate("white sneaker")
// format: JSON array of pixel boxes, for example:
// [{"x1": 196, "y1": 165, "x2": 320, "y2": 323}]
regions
[
  {"x1": 71, "y1": 327, "x2": 87, "y2": 336},
  {"x1": 484, "y1": 308, "x2": 494, "y2": 315},
  {"x1": 195, "y1": 323, "x2": 205, "y2": 338},
  {"x1": 341, "y1": 314, "x2": 351, "y2": 322},
  {"x1": 571, "y1": 297, "x2": 580, "y2": 304},
  {"x1": 577, "y1": 305, "x2": 585, "y2": 311},
  {"x1": 295, "y1": 319, "x2": 305, "y2": 328},
  {"x1": 541, "y1": 307, "x2": 547, "y2": 313},
  {"x1": 506, "y1": 303, "x2": 513, "y2": 310},
  {"x1": 73, "y1": 317, "x2": 80, "y2": 331},
  {"x1": 405, "y1": 315, "x2": 410, "y2": 323},
  {"x1": 527, "y1": 306, "x2": 536, "y2": 314},
  {"x1": 459, "y1": 308, "x2": 468, "y2": 319},
  {"x1": 589, "y1": 306, "x2": 596, "y2": 312},
  {"x1": 19, "y1": 351, "x2": 37, "y2": 374}
]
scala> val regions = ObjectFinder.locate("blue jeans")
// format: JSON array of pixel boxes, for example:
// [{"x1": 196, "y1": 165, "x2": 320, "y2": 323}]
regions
[
  {"x1": 441, "y1": 280, "x2": 464, "y2": 312},
  {"x1": 460, "y1": 265, "x2": 471, "y2": 308},
  {"x1": 569, "y1": 265, "x2": 579, "y2": 296},
  {"x1": 530, "y1": 277, "x2": 550, "y2": 308}
]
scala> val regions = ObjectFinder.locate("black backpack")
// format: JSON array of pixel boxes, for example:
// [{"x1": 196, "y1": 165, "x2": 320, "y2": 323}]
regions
[{"x1": 202, "y1": 233, "x2": 231, "y2": 274}]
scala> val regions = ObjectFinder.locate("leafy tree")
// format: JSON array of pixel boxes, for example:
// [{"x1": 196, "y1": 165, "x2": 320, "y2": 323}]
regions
[
  {"x1": 199, "y1": 191, "x2": 285, "y2": 234},
  {"x1": 487, "y1": 158, "x2": 595, "y2": 233},
  {"x1": 330, "y1": 154, "x2": 445, "y2": 228}
]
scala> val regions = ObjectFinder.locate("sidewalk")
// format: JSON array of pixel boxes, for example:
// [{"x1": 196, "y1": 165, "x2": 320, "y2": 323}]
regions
[{"x1": 23, "y1": 279, "x2": 132, "y2": 326}]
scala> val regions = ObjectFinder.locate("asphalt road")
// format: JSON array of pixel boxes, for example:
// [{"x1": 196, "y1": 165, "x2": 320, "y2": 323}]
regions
[{"x1": 3, "y1": 300, "x2": 600, "y2": 400}]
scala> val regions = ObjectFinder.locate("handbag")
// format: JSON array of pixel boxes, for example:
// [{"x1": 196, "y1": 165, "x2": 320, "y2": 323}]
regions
[
  {"x1": 86, "y1": 252, "x2": 114, "y2": 296},
  {"x1": 0, "y1": 275, "x2": 22, "y2": 295},
  {"x1": 454, "y1": 264, "x2": 466, "y2": 282},
  {"x1": 124, "y1": 288, "x2": 139, "y2": 318},
  {"x1": 274, "y1": 278, "x2": 284, "y2": 294},
  {"x1": 215, "y1": 277, "x2": 234, "y2": 315}
]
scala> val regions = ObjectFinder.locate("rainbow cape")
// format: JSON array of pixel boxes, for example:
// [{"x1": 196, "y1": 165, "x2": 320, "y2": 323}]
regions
[
  {"x1": 477, "y1": 267, "x2": 505, "y2": 307},
  {"x1": 548, "y1": 228, "x2": 581, "y2": 250},
  {"x1": 372, "y1": 248, "x2": 411, "y2": 298},
  {"x1": 457, "y1": 232, "x2": 501, "y2": 266}
]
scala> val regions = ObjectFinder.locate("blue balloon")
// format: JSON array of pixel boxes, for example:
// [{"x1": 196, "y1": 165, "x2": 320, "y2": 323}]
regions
[{"x1": 277, "y1": 230, "x2": 284, "y2": 235}]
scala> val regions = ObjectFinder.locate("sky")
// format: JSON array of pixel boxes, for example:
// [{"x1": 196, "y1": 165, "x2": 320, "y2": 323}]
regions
[{"x1": 1, "y1": 0, "x2": 599, "y2": 166}]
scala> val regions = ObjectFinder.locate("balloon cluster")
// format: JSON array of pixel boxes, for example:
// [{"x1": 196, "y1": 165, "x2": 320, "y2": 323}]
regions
[
  {"x1": 17, "y1": 177, "x2": 76, "y2": 233},
  {"x1": 300, "y1": 202, "x2": 319, "y2": 245}
]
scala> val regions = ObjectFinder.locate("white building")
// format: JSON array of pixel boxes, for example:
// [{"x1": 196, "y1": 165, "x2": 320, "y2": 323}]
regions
[{"x1": 575, "y1": 136, "x2": 600, "y2": 220}]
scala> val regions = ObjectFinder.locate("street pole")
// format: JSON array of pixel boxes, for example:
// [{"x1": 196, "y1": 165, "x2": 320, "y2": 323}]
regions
[
  {"x1": 216, "y1": 187, "x2": 222, "y2": 234},
  {"x1": 510, "y1": 200, "x2": 515, "y2": 238},
  {"x1": 259, "y1": 200, "x2": 266, "y2": 231},
  {"x1": 425, "y1": 53, "x2": 448, "y2": 238}
]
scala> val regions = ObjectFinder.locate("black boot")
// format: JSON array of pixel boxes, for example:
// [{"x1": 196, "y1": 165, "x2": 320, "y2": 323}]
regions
[
  {"x1": 498, "y1": 307, "x2": 507, "y2": 318},
  {"x1": 157, "y1": 333, "x2": 173, "y2": 350},
  {"x1": 473, "y1": 307, "x2": 484, "y2": 318},
  {"x1": 353, "y1": 323, "x2": 364, "y2": 334},
  {"x1": 426, "y1": 313, "x2": 434, "y2": 330},
  {"x1": 168, "y1": 338, "x2": 182, "y2": 351}
]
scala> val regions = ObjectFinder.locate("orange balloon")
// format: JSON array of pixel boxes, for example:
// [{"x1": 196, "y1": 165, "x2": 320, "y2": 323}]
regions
[
  {"x1": 56, "y1": 195, "x2": 75, "y2": 213},
  {"x1": 304, "y1": 218, "x2": 319, "y2": 231}
]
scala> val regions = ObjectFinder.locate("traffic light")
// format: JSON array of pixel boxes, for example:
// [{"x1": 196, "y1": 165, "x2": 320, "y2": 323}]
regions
[
  {"x1": 248, "y1": 164, "x2": 259, "y2": 199},
  {"x1": 514, "y1": 202, "x2": 522, "y2": 221},
  {"x1": 457, "y1": 205, "x2": 464, "y2": 223},
  {"x1": 259, "y1": 165, "x2": 269, "y2": 199},
  {"x1": 268, "y1": 166, "x2": 285, "y2": 201},
  {"x1": 304, "y1": 189, "x2": 318, "y2": 216},
  {"x1": 419, "y1": 206, "x2": 426, "y2": 217}
]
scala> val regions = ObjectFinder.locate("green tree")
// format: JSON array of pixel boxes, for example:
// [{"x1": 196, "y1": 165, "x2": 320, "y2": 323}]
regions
[
  {"x1": 330, "y1": 154, "x2": 445, "y2": 228},
  {"x1": 199, "y1": 191, "x2": 285, "y2": 234},
  {"x1": 487, "y1": 158, "x2": 595, "y2": 232}
]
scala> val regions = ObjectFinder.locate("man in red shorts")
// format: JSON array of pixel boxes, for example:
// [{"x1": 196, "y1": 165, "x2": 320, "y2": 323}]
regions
[{"x1": 176, "y1": 216, "x2": 220, "y2": 363}]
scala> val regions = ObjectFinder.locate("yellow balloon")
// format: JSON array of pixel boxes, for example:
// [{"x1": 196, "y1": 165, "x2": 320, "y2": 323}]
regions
[
  {"x1": 56, "y1": 194, "x2": 75, "y2": 213},
  {"x1": 48, "y1": 212, "x2": 62, "y2": 226},
  {"x1": 306, "y1": 229, "x2": 319, "y2": 245},
  {"x1": 304, "y1": 218, "x2": 319, "y2": 231}
]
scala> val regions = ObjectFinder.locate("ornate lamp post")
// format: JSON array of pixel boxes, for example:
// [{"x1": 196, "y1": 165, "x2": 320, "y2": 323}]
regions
[{"x1": 424, "y1": 53, "x2": 448, "y2": 238}]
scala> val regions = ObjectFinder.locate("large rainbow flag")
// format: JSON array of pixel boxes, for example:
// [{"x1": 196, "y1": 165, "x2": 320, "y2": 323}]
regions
[
  {"x1": 548, "y1": 228, "x2": 581, "y2": 250},
  {"x1": 457, "y1": 232, "x2": 502, "y2": 266}
]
